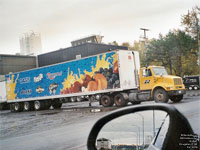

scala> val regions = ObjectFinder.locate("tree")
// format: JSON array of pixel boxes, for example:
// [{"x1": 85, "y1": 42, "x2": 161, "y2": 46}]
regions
[
  {"x1": 181, "y1": 6, "x2": 200, "y2": 65},
  {"x1": 146, "y1": 30, "x2": 198, "y2": 76}
]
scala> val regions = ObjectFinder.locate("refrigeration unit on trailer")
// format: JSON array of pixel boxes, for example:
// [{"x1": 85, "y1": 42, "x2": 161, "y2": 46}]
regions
[{"x1": 0, "y1": 80, "x2": 9, "y2": 110}]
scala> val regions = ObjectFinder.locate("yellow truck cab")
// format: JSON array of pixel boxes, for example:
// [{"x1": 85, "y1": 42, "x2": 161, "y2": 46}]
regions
[{"x1": 139, "y1": 66, "x2": 186, "y2": 103}]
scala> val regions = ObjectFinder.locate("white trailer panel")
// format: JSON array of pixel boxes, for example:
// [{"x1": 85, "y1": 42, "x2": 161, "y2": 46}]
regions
[{"x1": 0, "y1": 81, "x2": 7, "y2": 103}]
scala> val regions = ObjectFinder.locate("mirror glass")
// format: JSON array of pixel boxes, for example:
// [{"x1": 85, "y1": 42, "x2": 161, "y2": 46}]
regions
[{"x1": 96, "y1": 110, "x2": 169, "y2": 150}]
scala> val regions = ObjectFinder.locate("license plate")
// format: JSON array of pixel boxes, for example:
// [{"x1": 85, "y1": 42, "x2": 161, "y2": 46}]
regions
[{"x1": 178, "y1": 91, "x2": 182, "y2": 94}]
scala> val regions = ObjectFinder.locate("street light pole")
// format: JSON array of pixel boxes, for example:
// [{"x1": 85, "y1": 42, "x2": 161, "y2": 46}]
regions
[
  {"x1": 137, "y1": 113, "x2": 144, "y2": 149},
  {"x1": 132, "y1": 124, "x2": 140, "y2": 150}
]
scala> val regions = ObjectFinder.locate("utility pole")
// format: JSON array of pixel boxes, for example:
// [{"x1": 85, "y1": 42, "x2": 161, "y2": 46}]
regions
[{"x1": 140, "y1": 28, "x2": 149, "y2": 65}]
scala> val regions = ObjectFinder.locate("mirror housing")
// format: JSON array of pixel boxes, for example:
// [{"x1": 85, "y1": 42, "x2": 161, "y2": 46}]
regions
[{"x1": 87, "y1": 104, "x2": 195, "y2": 150}]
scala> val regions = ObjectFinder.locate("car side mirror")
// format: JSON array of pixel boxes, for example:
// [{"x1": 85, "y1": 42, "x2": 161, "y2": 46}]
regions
[{"x1": 87, "y1": 104, "x2": 198, "y2": 150}]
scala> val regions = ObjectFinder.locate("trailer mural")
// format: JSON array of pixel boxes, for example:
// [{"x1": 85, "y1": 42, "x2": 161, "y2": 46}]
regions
[{"x1": 5, "y1": 51, "x2": 120, "y2": 100}]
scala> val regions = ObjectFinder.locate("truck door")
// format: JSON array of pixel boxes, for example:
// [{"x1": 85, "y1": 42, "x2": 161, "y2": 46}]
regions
[{"x1": 140, "y1": 68, "x2": 154, "y2": 90}]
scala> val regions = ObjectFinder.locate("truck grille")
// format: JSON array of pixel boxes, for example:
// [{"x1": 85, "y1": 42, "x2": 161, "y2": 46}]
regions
[{"x1": 174, "y1": 78, "x2": 182, "y2": 85}]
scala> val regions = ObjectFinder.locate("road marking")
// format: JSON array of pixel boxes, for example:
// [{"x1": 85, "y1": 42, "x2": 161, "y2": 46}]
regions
[{"x1": 67, "y1": 144, "x2": 86, "y2": 150}]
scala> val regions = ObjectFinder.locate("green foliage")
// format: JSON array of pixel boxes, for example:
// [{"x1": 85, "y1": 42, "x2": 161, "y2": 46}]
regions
[
  {"x1": 181, "y1": 6, "x2": 200, "y2": 39},
  {"x1": 146, "y1": 30, "x2": 199, "y2": 76}
]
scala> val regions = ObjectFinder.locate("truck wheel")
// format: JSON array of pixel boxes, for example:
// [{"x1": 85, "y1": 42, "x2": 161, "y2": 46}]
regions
[
  {"x1": 154, "y1": 88, "x2": 169, "y2": 103},
  {"x1": 52, "y1": 102, "x2": 62, "y2": 109},
  {"x1": 189, "y1": 86, "x2": 193, "y2": 90},
  {"x1": 14, "y1": 102, "x2": 23, "y2": 112},
  {"x1": 194, "y1": 86, "x2": 199, "y2": 90},
  {"x1": 44, "y1": 100, "x2": 51, "y2": 109},
  {"x1": 70, "y1": 97, "x2": 77, "y2": 102},
  {"x1": 24, "y1": 102, "x2": 34, "y2": 111},
  {"x1": 10, "y1": 103, "x2": 15, "y2": 112},
  {"x1": 170, "y1": 95, "x2": 183, "y2": 103},
  {"x1": 34, "y1": 101, "x2": 44, "y2": 111},
  {"x1": 52, "y1": 99, "x2": 62, "y2": 109},
  {"x1": 114, "y1": 93, "x2": 128, "y2": 107},
  {"x1": 100, "y1": 95, "x2": 114, "y2": 107}
]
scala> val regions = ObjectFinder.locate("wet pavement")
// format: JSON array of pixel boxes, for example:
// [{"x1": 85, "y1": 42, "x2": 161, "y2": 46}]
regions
[{"x1": 0, "y1": 90, "x2": 199, "y2": 150}]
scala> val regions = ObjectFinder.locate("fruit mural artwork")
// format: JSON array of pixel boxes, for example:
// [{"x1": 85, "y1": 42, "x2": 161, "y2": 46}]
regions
[
  {"x1": 5, "y1": 51, "x2": 120, "y2": 100},
  {"x1": 61, "y1": 52, "x2": 120, "y2": 94}
]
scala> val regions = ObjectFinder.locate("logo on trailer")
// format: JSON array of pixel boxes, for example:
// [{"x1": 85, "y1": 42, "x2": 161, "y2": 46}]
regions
[
  {"x1": 20, "y1": 89, "x2": 32, "y2": 95},
  {"x1": 47, "y1": 72, "x2": 62, "y2": 80},
  {"x1": 20, "y1": 77, "x2": 30, "y2": 84},
  {"x1": 49, "y1": 83, "x2": 58, "y2": 95},
  {"x1": 36, "y1": 86, "x2": 45, "y2": 93},
  {"x1": 34, "y1": 74, "x2": 43, "y2": 83}
]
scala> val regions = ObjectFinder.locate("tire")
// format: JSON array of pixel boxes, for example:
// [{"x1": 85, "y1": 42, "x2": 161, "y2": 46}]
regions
[
  {"x1": 194, "y1": 86, "x2": 199, "y2": 90},
  {"x1": 52, "y1": 102, "x2": 62, "y2": 109},
  {"x1": 189, "y1": 86, "x2": 193, "y2": 90},
  {"x1": 70, "y1": 97, "x2": 77, "y2": 102},
  {"x1": 114, "y1": 93, "x2": 128, "y2": 107},
  {"x1": 10, "y1": 103, "x2": 15, "y2": 112},
  {"x1": 154, "y1": 88, "x2": 169, "y2": 103},
  {"x1": 100, "y1": 95, "x2": 114, "y2": 107},
  {"x1": 52, "y1": 99, "x2": 62, "y2": 109},
  {"x1": 14, "y1": 102, "x2": 23, "y2": 112},
  {"x1": 34, "y1": 101, "x2": 44, "y2": 111},
  {"x1": 170, "y1": 95, "x2": 183, "y2": 103},
  {"x1": 44, "y1": 100, "x2": 51, "y2": 110},
  {"x1": 24, "y1": 102, "x2": 34, "y2": 111}
]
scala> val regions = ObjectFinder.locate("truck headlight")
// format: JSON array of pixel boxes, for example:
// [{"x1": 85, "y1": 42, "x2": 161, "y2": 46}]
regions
[{"x1": 167, "y1": 86, "x2": 174, "y2": 90}]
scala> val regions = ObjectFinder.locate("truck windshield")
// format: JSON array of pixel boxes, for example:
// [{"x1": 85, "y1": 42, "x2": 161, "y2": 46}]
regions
[{"x1": 152, "y1": 67, "x2": 168, "y2": 75}]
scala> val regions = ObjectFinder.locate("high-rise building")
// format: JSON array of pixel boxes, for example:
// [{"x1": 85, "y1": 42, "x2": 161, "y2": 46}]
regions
[{"x1": 20, "y1": 32, "x2": 42, "y2": 55}]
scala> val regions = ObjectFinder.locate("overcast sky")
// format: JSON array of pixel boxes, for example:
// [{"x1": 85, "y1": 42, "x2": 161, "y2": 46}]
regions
[{"x1": 0, "y1": 0, "x2": 199, "y2": 54}]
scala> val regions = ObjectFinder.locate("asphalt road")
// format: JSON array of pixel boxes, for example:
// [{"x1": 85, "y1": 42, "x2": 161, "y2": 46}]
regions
[{"x1": 0, "y1": 91, "x2": 199, "y2": 150}]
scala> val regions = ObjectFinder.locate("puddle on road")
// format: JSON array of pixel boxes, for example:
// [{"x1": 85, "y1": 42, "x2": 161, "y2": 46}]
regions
[
  {"x1": 62, "y1": 106, "x2": 117, "y2": 113},
  {"x1": 40, "y1": 112, "x2": 60, "y2": 116}
]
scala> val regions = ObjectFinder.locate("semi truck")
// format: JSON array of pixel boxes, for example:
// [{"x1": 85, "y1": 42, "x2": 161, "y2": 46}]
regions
[
  {"x1": 5, "y1": 50, "x2": 185, "y2": 112},
  {"x1": 183, "y1": 75, "x2": 200, "y2": 90}
]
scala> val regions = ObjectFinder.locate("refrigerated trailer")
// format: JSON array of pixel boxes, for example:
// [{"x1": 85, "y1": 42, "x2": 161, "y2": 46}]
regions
[
  {"x1": 0, "y1": 80, "x2": 9, "y2": 110},
  {"x1": 5, "y1": 50, "x2": 185, "y2": 112}
]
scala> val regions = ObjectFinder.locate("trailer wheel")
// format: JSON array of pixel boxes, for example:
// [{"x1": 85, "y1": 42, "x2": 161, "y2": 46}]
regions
[
  {"x1": 170, "y1": 95, "x2": 183, "y2": 103},
  {"x1": 52, "y1": 102, "x2": 62, "y2": 109},
  {"x1": 24, "y1": 102, "x2": 34, "y2": 111},
  {"x1": 44, "y1": 100, "x2": 51, "y2": 109},
  {"x1": 153, "y1": 88, "x2": 169, "y2": 103},
  {"x1": 52, "y1": 99, "x2": 62, "y2": 109},
  {"x1": 14, "y1": 102, "x2": 23, "y2": 112},
  {"x1": 100, "y1": 95, "x2": 114, "y2": 107},
  {"x1": 114, "y1": 93, "x2": 128, "y2": 107},
  {"x1": 10, "y1": 103, "x2": 15, "y2": 112},
  {"x1": 34, "y1": 101, "x2": 44, "y2": 111},
  {"x1": 189, "y1": 86, "x2": 193, "y2": 90}
]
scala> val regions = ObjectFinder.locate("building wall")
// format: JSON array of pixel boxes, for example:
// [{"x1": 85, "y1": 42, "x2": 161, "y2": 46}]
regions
[
  {"x1": 38, "y1": 43, "x2": 128, "y2": 67},
  {"x1": 0, "y1": 55, "x2": 36, "y2": 75}
]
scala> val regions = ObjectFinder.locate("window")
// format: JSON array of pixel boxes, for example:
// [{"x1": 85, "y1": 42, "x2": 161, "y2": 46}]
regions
[{"x1": 143, "y1": 69, "x2": 152, "y2": 77}]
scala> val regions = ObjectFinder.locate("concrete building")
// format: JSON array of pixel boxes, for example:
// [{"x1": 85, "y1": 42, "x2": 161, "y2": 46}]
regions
[
  {"x1": 20, "y1": 32, "x2": 42, "y2": 55},
  {"x1": 0, "y1": 54, "x2": 36, "y2": 75},
  {"x1": 71, "y1": 35, "x2": 103, "y2": 46},
  {"x1": 38, "y1": 43, "x2": 128, "y2": 67}
]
